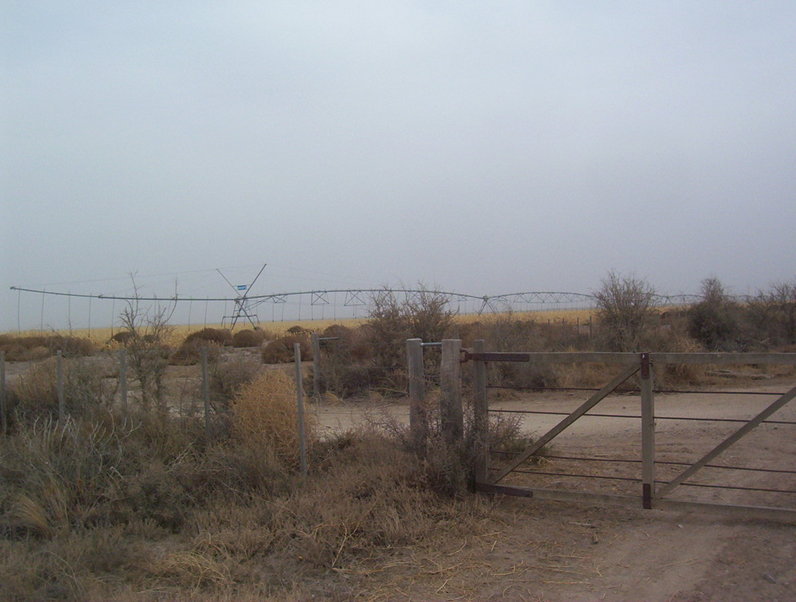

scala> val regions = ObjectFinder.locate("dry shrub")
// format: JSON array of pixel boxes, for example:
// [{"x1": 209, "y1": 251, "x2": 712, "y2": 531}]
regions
[
  {"x1": 0, "y1": 335, "x2": 95, "y2": 361},
  {"x1": 594, "y1": 271, "x2": 657, "y2": 351},
  {"x1": 184, "y1": 328, "x2": 233, "y2": 347},
  {"x1": 230, "y1": 370, "x2": 315, "y2": 468},
  {"x1": 232, "y1": 328, "x2": 266, "y2": 348},
  {"x1": 261, "y1": 334, "x2": 311, "y2": 364},
  {"x1": 170, "y1": 340, "x2": 222, "y2": 366},
  {"x1": 11, "y1": 358, "x2": 115, "y2": 420},
  {"x1": 110, "y1": 330, "x2": 134, "y2": 345},
  {"x1": 210, "y1": 356, "x2": 262, "y2": 402}
]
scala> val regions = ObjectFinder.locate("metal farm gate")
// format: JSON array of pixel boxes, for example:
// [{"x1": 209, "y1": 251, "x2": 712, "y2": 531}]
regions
[{"x1": 458, "y1": 342, "x2": 796, "y2": 522}]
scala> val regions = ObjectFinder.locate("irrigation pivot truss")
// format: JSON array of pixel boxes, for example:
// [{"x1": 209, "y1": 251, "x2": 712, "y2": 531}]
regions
[{"x1": 8, "y1": 285, "x2": 708, "y2": 333}]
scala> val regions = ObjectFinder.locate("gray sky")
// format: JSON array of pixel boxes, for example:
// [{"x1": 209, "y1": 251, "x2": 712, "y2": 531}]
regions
[{"x1": 3, "y1": 1, "x2": 796, "y2": 330}]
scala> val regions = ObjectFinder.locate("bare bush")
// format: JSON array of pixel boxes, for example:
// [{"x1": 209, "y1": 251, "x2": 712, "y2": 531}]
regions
[
  {"x1": 687, "y1": 277, "x2": 741, "y2": 351},
  {"x1": 594, "y1": 271, "x2": 656, "y2": 351},
  {"x1": 209, "y1": 355, "x2": 262, "y2": 402},
  {"x1": 363, "y1": 286, "x2": 455, "y2": 391},
  {"x1": 745, "y1": 281, "x2": 796, "y2": 349},
  {"x1": 118, "y1": 280, "x2": 174, "y2": 412}
]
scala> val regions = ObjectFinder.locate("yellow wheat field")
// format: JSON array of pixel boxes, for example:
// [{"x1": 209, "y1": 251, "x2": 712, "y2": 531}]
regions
[{"x1": 4, "y1": 309, "x2": 598, "y2": 343}]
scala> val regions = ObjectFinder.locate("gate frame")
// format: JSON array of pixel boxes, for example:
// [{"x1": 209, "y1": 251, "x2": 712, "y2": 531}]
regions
[{"x1": 465, "y1": 342, "x2": 796, "y2": 522}]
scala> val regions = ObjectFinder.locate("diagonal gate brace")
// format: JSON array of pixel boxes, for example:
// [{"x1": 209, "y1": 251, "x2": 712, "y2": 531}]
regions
[
  {"x1": 492, "y1": 363, "x2": 640, "y2": 484},
  {"x1": 657, "y1": 383, "x2": 796, "y2": 498}
]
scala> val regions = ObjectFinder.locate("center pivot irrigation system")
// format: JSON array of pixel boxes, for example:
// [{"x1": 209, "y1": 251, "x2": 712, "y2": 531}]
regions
[
  {"x1": 9, "y1": 263, "x2": 705, "y2": 333},
  {"x1": 216, "y1": 263, "x2": 268, "y2": 329}
]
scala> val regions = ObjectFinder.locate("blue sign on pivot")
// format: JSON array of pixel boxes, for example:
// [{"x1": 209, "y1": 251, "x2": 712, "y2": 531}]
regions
[{"x1": 236, "y1": 285, "x2": 248, "y2": 291}]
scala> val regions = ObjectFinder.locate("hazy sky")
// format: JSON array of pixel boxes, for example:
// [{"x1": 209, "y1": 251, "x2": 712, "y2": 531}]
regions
[{"x1": 3, "y1": 2, "x2": 796, "y2": 330}]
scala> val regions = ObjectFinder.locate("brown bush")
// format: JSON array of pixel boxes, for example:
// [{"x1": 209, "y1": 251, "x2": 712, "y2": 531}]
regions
[
  {"x1": 10, "y1": 358, "x2": 114, "y2": 419},
  {"x1": 0, "y1": 335, "x2": 95, "y2": 361},
  {"x1": 184, "y1": 328, "x2": 233, "y2": 347},
  {"x1": 110, "y1": 330, "x2": 134, "y2": 345},
  {"x1": 170, "y1": 340, "x2": 222, "y2": 366},
  {"x1": 231, "y1": 328, "x2": 266, "y2": 348},
  {"x1": 210, "y1": 356, "x2": 262, "y2": 401},
  {"x1": 261, "y1": 334, "x2": 311, "y2": 364}
]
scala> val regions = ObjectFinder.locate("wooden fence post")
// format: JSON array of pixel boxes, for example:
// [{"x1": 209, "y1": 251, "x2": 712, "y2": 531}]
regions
[
  {"x1": 201, "y1": 347, "x2": 210, "y2": 437},
  {"x1": 440, "y1": 339, "x2": 463, "y2": 447},
  {"x1": 311, "y1": 332, "x2": 321, "y2": 400},
  {"x1": 473, "y1": 339, "x2": 489, "y2": 483},
  {"x1": 0, "y1": 351, "x2": 7, "y2": 435},
  {"x1": 56, "y1": 350, "x2": 65, "y2": 421},
  {"x1": 294, "y1": 342, "x2": 308, "y2": 476},
  {"x1": 406, "y1": 338, "x2": 427, "y2": 454},
  {"x1": 640, "y1": 352, "x2": 655, "y2": 509},
  {"x1": 118, "y1": 348, "x2": 128, "y2": 412}
]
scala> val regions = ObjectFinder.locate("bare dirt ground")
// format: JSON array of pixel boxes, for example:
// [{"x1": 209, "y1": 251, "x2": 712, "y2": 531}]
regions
[{"x1": 312, "y1": 380, "x2": 796, "y2": 601}]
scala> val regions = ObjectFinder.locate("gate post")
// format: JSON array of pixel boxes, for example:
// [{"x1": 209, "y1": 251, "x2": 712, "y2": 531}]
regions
[
  {"x1": 473, "y1": 339, "x2": 489, "y2": 483},
  {"x1": 640, "y1": 352, "x2": 655, "y2": 509},
  {"x1": 440, "y1": 339, "x2": 463, "y2": 446},
  {"x1": 406, "y1": 338, "x2": 427, "y2": 454}
]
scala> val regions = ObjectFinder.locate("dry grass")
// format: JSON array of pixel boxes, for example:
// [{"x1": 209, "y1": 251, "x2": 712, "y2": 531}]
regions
[{"x1": 0, "y1": 404, "x2": 491, "y2": 600}]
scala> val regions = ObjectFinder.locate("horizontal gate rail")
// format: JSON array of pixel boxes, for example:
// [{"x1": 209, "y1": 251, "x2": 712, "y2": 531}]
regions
[
  {"x1": 465, "y1": 351, "x2": 796, "y2": 365},
  {"x1": 488, "y1": 408, "x2": 796, "y2": 425}
]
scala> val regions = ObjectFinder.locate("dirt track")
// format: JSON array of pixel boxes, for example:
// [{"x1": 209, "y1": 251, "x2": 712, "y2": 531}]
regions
[{"x1": 314, "y1": 381, "x2": 796, "y2": 600}]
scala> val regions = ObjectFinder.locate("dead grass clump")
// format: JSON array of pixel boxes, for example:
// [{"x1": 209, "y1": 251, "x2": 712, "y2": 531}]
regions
[
  {"x1": 232, "y1": 328, "x2": 267, "y2": 348},
  {"x1": 231, "y1": 370, "x2": 316, "y2": 468},
  {"x1": 0, "y1": 415, "x2": 133, "y2": 537}
]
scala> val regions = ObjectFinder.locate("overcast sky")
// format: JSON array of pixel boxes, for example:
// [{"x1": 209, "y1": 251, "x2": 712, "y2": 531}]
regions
[{"x1": 3, "y1": 1, "x2": 796, "y2": 330}]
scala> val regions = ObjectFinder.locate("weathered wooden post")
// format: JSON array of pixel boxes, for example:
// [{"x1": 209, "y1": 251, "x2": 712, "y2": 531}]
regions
[
  {"x1": 294, "y1": 342, "x2": 308, "y2": 476},
  {"x1": 311, "y1": 332, "x2": 321, "y2": 400},
  {"x1": 0, "y1": 351, "x2": 7, "y2": 435},
  {"x1": 472, "y1": 339, "x2": 489, "y2": 484},
  {"x1": 640, "y1": 352, "x2": 655, "y2": 509},
  {"x1": 406, "y1": 338, "x2": 427, "y2": 454},
  {"x1": 201, "y1": 347, "x2": 210, "y2": 437},
  {"x1": 56, "y1": 350, "x2": 65, "y2": 420},
  {"x1": 118, "y1": 348, "x2": 128, "y2": 412},
  {"x1": 440, "y1": 339, "x2": 463, "y2": 447}
]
